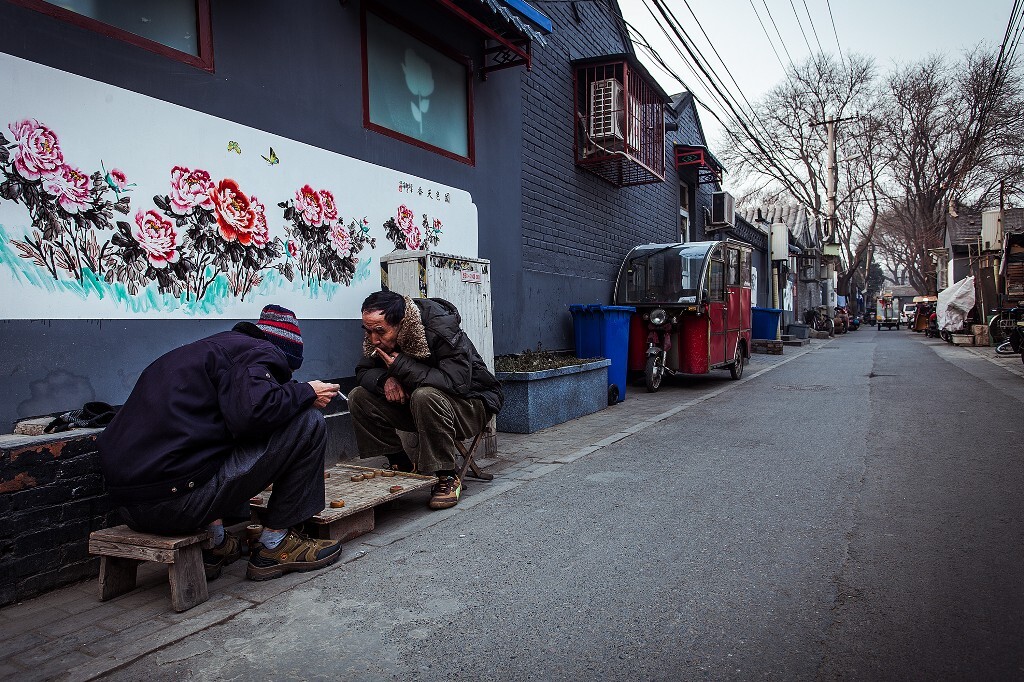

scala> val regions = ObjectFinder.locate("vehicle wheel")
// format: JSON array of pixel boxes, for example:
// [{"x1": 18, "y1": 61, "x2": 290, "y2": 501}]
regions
[
  {"x1": 995, "y1": 341, "x2": 1017, "y2": 355},
  {"x1": 729, "y1": 344, "x2": 745, "y2": 380},
  {"x1": 644, "y1": 355, "x2": 664, "y2": 392},
  {"x1": 989, "y1": 314, "x2": 1012, "y2": 345},
  {"x1": 826, "y1": 318, "x2": 835, "y2": 336},
  {"x1": 607, "y1": 384, "x2": 620, "y2": 404}
]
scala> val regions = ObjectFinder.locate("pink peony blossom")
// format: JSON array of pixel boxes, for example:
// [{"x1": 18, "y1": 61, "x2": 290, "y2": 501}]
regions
[
  {"x1": 319, "y1": 189, "x2": 339, "y2": 227},
  {"x1": 9, "y1": 119, "x2": 64, "y2": 181},
  {"x1": 133, "y1": 209, "x2": 180, "y2": 268},
  {"x1": 396, "y1": 204, "x2": 415, "y2": 232},
  {"x1": 169, "y1": 166, "x2": 216, "y2": 215},
  {"x1": 287, "y1": 239, "x2": 299, "y2": 258},
  {"x1": 294, "y1": 185, "x2": 324, "y2": 227},
  {"x1": 403, "y1": 222, "x2": 423, "y2": 250},
  {"x1": 329, "y1": 221, "x2": 352, "y2": 258},
  {"x1": 210, "y1": 178, "x2": 257, "y2": 244},
  {"x1": 249, "y1": 196, "x2": 270, "y2": 248},
  {"x1": 108, "y1": 168, "x2": 129, "y2": 191},
  {"x1": 41, "y1": 164, "x2": 92, "y2": 214}
]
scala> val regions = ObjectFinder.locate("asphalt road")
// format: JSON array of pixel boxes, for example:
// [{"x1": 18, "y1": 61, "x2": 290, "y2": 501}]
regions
[{"x1": 112, "y1": 328, "x2": 1024, "y2": 681}]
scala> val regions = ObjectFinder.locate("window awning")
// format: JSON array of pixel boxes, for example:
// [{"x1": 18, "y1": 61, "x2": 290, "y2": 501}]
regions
[
  {"x1": 674, "y1": 144, "x2": 726, "y2": 185},
  {"x1": 433, "y1": 0, "x2": 552, "y2": 76}
]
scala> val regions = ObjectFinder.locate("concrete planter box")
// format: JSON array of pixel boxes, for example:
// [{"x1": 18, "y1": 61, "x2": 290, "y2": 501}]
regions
[{"x1": 495, "y1": 359, "x2": 611, "y2": 434}]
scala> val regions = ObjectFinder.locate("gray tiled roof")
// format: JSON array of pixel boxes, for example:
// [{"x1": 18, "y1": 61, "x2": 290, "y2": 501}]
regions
[{"x1": 945, "y1": 212, "x2": 982, "y2": 245}]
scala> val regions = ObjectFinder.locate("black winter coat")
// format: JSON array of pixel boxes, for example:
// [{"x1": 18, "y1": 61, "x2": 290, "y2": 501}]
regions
[
  {"x1": 97, "y1": 323, "x2": 316, "y2": 504},
  {"x1": 355, "y1": 298, "x2": 503, "y2": 414}
]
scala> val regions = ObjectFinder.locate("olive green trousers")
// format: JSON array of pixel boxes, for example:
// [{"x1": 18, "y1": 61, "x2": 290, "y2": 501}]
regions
[{"x1": 347, "y1": 386, "x2": 488, "y2": 475}]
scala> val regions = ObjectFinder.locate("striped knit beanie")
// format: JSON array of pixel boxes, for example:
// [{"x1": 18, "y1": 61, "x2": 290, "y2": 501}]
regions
[{"x1": 256, "y1": 304, "x2": 303, "y2": 370}]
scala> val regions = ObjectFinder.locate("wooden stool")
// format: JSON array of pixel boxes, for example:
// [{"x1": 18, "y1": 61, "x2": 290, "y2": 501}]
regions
[
  {"x1": 88, "y1": 525, "x2": 210, "y2": 612},
  {"x1": 455, "y1": 431, "x2": 494, "y2": 482}
]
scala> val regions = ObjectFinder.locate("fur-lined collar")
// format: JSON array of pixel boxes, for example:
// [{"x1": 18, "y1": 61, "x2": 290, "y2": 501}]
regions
[{"x1": 362, "y1": 295, "x2": 431, "y2": 359}]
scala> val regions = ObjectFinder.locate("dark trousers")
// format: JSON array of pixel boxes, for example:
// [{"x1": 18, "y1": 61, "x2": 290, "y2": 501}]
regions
[
  {"x1": 118, "y1": 409, "x2": 327, "y2": 534},
  {"x1": 347, "y1": 386, "x2": 488, "y2": 475}
]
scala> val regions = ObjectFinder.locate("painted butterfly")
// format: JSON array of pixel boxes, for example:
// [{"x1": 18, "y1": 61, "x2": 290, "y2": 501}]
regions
[
  {"x1": 262, "y1": 147, "x2": 280, "y2": 165},
  {"x1": 227, "y1": 140, "x2": 242, "y2": 154}
]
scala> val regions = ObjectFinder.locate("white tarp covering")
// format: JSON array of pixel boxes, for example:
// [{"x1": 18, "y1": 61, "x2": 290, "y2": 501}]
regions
[{"x1": 936, "y1": 276, "x2": 976, "y2": 331}]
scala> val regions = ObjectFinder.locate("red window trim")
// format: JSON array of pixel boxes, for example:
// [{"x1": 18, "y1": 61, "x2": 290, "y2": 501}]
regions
[
  {"x1": 6, "y1": 0, "x2": 215, "y2": 72},
  {"x1": 361, "y1": 2, "x2": 476, "y2": 166}
]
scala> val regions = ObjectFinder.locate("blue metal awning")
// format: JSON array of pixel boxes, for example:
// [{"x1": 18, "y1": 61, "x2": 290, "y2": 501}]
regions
[{"x1": 477, "y1": 0, "x2": 552, "y2": 45}]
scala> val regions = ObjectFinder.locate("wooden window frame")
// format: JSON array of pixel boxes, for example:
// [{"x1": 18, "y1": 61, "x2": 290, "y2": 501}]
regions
[
  {"x1": 361, "y1": 2, "x2": 475, "y2": 166},
  {"x1": 7, "y1": 0, "x2": 214, "y2": 72}
]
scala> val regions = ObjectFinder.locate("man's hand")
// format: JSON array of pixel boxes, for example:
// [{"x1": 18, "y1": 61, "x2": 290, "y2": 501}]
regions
[
  {"x1": 308, "y1": 380, "x2": 340, "y2": 409},
  {"x1": 383, "y1": 376, "x2": 407, "y2": 403},
  {"x1": 374, "y1": 345, "x2": 399, "y2": 367}
]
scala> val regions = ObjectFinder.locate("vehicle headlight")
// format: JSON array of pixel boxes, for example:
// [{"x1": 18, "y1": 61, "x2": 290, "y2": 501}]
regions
[{"x1": 650, "y1": 308, "x2": 667, "y2": 326}]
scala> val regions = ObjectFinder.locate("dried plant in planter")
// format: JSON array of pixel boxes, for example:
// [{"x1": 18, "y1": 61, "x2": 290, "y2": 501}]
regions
[{"x1": 494, "y1": 347, "x2": 600, "y2": 373}]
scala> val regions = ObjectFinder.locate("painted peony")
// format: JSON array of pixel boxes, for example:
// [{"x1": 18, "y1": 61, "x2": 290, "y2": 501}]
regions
[
  {"x1": 287, "y1": 239, "x2": 299, "y2": 258},
  {"x1": 108, "y1": 168, "x2": 129, "y2": 191},
  {"x1": 319, "y1": 189, "x2": 339, "y2": 227},
  {"x1": 294, "y1": 185, "x2": 324, "y2": 227},
  {"x1": 41, "y1": 164, "x2": 92, "y2": 214},
  {"x1": 329, "y1": 221, "x2": 352, "y2": 258},
  {"x1": 133, "y1": 209, "x2": 180, "y2": 268},
  {"x1": 249, "y1": 197, "x2": 270, "y2": 248},
  {"x1": 210, "y1": 178, "x2": 257, "y2": 244},
  {"x1": 169, "y1": 166, "x2": 216, "y2": 215},
  {"x1": 9, "y1": 118, "x2": 64, "y2": 181},
  {"x1": 396, "y1": 204, "x2": 415, "y2": 232},
  {"x1": 396, "y1": 205, "x2": 421, "y2": 249}
]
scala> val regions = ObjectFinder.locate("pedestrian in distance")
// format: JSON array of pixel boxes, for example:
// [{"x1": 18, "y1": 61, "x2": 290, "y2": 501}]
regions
[
  {"x1": 348, "y1": 290, "x2": 503, "y2": 509},
  {"x1": 97, "y1": 304, "x2": 344, "y2": 581}
]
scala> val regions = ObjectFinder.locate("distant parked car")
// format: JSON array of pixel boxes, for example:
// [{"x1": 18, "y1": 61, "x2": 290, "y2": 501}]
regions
[{"x1": 902, "y1": 303, "x2": 917, "y2": 325}]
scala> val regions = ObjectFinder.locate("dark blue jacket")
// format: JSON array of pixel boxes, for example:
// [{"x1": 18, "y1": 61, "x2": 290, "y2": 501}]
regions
[{"x1": 97, "y1": 322, "x2": 315, "y2": 504}]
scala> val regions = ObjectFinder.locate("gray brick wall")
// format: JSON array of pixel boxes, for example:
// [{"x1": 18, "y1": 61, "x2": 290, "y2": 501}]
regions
[
  {"x1": 0, "y1": 432, "x2": 117, "y2": 607},
  {"x1": 518, "y1": 2, "x2": 716, "y2": 313}
]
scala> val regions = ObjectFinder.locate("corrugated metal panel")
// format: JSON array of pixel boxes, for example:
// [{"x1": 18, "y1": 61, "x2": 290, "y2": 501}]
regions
[{"x1": 477, "y1": 0, "x2": 549, "y2": 45}]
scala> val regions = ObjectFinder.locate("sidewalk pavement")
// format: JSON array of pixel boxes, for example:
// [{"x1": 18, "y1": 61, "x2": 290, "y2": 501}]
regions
[
  {"x1": 959, "y1": 339, "x2": 1024, "y2": 378},
  {"x1": 4, "y1": 333, "x2": 1016, "y2": 681}
]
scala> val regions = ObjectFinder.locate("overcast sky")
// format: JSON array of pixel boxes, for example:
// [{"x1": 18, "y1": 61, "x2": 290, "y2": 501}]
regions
[{"x1": 617, "y1": 0, "x2": 1013, "y2": 154}]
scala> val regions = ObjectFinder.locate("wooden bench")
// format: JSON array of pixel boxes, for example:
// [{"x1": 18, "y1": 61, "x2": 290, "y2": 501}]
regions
[{"x1": 88, "y1": 525, "x2": 210, "y2": 612}]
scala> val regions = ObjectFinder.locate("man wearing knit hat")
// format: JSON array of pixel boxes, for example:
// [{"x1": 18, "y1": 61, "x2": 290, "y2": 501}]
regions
[{"x1": 98, "y1": 304, "x2": 344, "y2": 582}]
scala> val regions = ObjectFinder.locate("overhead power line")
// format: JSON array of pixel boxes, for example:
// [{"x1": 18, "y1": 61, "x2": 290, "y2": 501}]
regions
[
  {"x1": 787, "y1": 0, "x2": 815, "y2": 55},
  {"x1": 762, "y1": 0, "x2": 797, "y2": 69},
  {"x1": 746, "y1": 0, "x2": 789, "y2": 72},
  {"x1": 802, "y1": 0, "x2": 826, "y2": 55},
  {"x1": 824, "y1": 0, "x2": 845, "y2": 66}
]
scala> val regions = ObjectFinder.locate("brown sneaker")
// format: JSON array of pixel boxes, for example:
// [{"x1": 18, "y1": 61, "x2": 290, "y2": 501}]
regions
[
  {"x1": 429, "y1": 475, "x2": 462, "y2": 510},
  {"x1": 245, "y1": 529, "x2": 343, "y2": 581},
  {"x1": 202, "y1": 532, "x2": 242, "y2": 581}
]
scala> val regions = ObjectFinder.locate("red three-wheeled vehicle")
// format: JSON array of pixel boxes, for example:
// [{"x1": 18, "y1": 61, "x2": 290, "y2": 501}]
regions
[{"x1": 613, "y1": 239, "x2": 753, "y2": 391}]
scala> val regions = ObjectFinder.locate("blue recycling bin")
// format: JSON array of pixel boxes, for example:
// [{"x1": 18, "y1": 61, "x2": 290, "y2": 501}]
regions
[
  {"x1": 751, "y1": 306, "x2": 782, "y2": 340},
  {"x1": 569, "y1": 304, "x2": 635, "y2": 404}
]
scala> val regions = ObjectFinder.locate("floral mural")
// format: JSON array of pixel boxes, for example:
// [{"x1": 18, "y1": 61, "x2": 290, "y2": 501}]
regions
[
  {"x1": 0, "y1": 119, "x2": 130, "y2": 283},
  {"x1": 0, "y1": 52, "x2": 478, "y2": 319},
  {"x1": 278, "y1": 184, "x2": 376, "y2": 287},
  {"x1": 382, "y1": 204, "x2": 443, "y2": 251}
]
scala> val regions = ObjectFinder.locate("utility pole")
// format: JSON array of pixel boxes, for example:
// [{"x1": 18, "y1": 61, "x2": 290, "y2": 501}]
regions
[
  {"x1": 810, "y1": 114, "x2": 858, "y2": 242},
  {"x1": 811, "y1": 114, "x2": 857, "y2": 317}
]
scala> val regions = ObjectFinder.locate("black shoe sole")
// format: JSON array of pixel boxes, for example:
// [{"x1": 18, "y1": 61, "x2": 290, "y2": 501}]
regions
[{"x1": 245, "y1": 545, "x2": 343, "y2": 581}]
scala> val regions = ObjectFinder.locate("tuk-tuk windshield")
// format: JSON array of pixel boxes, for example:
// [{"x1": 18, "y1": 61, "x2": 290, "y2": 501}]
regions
[{"x1": 616, "y1": 243, "x2": 713, "y2": 304}]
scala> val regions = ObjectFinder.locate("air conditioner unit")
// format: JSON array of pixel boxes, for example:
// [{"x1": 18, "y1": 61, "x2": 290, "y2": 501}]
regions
[
  {"x1": 709, "y1": 191, "x2": 735, "y2": 227},
  {"x1": 589, "y1": 78, "x2": 624, "y2": 141}
]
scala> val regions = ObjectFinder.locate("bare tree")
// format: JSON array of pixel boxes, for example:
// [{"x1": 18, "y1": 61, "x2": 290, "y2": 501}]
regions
[{"x1": 718, "y1": 53, "x2": 881, "y2": 296}]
